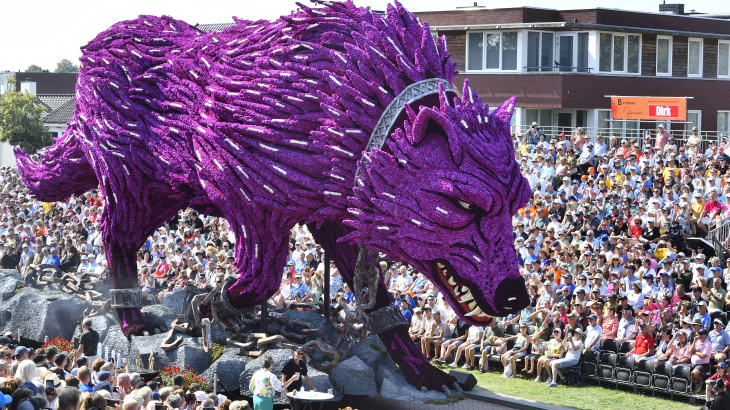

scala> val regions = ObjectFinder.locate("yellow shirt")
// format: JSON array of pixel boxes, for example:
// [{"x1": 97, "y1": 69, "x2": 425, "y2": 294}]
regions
[
  {"x1": 691, "y1": 201, "x2": 705, "y2": 218},
  {"x1": 663, "y1": 167, "x2": 678, "y2": 180}
]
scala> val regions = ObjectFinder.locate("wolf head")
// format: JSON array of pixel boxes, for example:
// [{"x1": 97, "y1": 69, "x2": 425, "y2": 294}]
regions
[{"x1": 341, "y1": 80, "x2": 531, "y2": 324}]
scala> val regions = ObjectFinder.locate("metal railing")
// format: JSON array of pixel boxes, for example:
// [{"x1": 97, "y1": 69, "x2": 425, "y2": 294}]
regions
[
  {"x1": 707, "y1": 219, "x2": 730, "y2": 265},
  {"x1": 512, "y1": 125, "x2": 730, "y2": 155},
  {"x1": 523, "y1": 66, "x2": 593, "y2": 73}
]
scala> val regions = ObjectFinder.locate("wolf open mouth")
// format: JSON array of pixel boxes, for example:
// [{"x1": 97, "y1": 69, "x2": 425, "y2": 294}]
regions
[{"x1": 433, "y1": 259, "x2": 499, "y2": 324}]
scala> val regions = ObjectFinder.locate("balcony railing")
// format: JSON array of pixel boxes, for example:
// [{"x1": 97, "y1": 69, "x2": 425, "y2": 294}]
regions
[
  {"x1": 511, "y1": 125, "x2": 730, "y2": 154},
  {"x1": 523, "y1": 66, "x2": 593, "y2": 73}
]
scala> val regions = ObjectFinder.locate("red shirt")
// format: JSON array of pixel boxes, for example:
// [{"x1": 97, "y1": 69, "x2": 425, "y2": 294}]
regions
[
  {"x1": 629, "y1": 225, "x2": 643, "y2": 238},
  {"x1": 633, "y1": 332, "x2": 655, "y2": 355},
  {"x1": 707, "y1": 373, "x2": 730, "y2": 390},
  {"x1": 704, "y1": 200, "x2": 722, "y2": 216}
]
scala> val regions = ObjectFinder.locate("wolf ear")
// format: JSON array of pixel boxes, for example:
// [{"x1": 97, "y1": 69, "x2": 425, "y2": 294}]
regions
[
  {"x1": 409, "y1": 107, "x2": 463, "y2": 166},
  {"x1": 489, "y1": 96, "x2": 517, "y2": 125}
]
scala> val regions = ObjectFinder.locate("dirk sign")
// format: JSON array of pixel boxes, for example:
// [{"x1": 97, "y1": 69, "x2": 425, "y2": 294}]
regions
[{"x1": 610, "y1": 97, "x2": 686, "y2": 121}]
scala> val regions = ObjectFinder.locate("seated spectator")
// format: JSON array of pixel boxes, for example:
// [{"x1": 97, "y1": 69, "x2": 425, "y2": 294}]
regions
[
  {"x1": 705, "y1": 363, "x2": 730, "y2": 407},
  {"x1": 628, "y1": 323, "x2": 655, "y2": 361},
  {"x1": 478, "y1": 320, "x2": 505, "y2": 373},
  {"x1": 535, "y1": 328, "x2": 565, "y2": 383},
  {"x1": 584, "y1": 314, "x2": 602, "y2": 352},
  {"x1": 710, "y1": 319, "x2": 730, "y2": 363},
  {"x1": 691, "y1": 329, "x2": 713, "y2": 393},
  {"x1": 420, "y1": 311, "x2": 449, "y2": 360},
  {"x1": 433, "y1": 321, "x2": 468, "y2": 367},
  {"x1": 454, "y1": 325, "x2": 484, "y2": 370},
  {"x1": 408, "y1": 308, "x2": 425, "y2": 342},
  {"x1": 500, "y1": 325, "x2": 531, "y2": 378},
  {"x1": 547, "y1": 328, "x2": 583, "y2": 388}
]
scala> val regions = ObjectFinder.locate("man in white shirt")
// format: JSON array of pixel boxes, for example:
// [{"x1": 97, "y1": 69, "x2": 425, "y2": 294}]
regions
[
  {"x1": 395, "y1": 266, "x2": 413, "y2": 292},
  {"x1": 617, "y1": 307, "x2": 636, "y2": 344},
  {"x1": 77, "y1": 254, "x2": 98, "y2": 274},
  {"x1": 584, "y1": 314, "x2": 603, "y2": 351}
]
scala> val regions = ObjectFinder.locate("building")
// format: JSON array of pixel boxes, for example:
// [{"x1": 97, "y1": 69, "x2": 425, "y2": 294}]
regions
[
  {"x1": 415, "y1": 5, "x2": 730, "y2": 140},
  {"x1": 0, "y1": 72, "x2": 77, "y2": 167}
]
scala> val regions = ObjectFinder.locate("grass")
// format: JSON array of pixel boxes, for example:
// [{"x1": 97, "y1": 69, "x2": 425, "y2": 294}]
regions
[
  {"x1": 13, "y1": 283, "x2": 25, "y2": 295},
  {"x1": 369, "y1": 342, "x2": 388, "y2": 356},
  {"x1": 456, "y1": 368, "x2": 694, "y2": 410},
  {"x1": 210, "y1": 341, "x2": 225, "y2": 363},
  {"x1": 423, "y1": 395, "x2": 465, "y2": 404}
]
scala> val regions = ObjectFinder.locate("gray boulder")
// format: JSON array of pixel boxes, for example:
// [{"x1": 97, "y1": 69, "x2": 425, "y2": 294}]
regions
[
  {"x1": 239, "y1": 349, "x2": 293, "y2": 404},
  {"x1": 102, "y1": 325, "x2": 131, "y2": 359},
  {"x1": 2, "y1": 287, "x2": 89, "y2": 341},
  {"x1": 376, "y1": 361, "x2": 404, "y2": 388},
  {"x1": 351, "y1": 335, "x2": 395, "y2": 375},
  {"x1": 0, "y1": 270, "x2": 25, "y2": 302},
  {"x1": 281, "y1": 309, "x2": 326, "y2": 329},
  {"x1": 307, "y1": 367, "x2": 335, "y2": 393},
  {"x1": 201, "y1": 350, "x2": 249, "y2": 391},
  {"x1": 88, "y1": 312, "x2": 117, "y2": 342},
  {"x1": 380, "y1": 377, "x2": 448, "y2": 403},
  {"x1": 330, "y1": 356, "x2": 377, "y2": 396},
  {"x1": 129, "y1": 333, "x2": 210, "y2": 374},
  {"x1": 140, "y1": 305, "x2": 175, "y2": 332},
  {"x1": 161, "y1": 290, "x2": 190, "y2": 315}
]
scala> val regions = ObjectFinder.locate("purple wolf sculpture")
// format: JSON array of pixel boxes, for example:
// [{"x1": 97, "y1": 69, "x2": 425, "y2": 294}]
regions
[{"x1": 14, "y1": 0, "x2": 530, "y2": 391}]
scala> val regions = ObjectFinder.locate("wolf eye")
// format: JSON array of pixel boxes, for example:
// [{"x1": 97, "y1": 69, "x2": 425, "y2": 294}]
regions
[{"x1": 458, "y1": 200, "x2": 473, "y2": 210}]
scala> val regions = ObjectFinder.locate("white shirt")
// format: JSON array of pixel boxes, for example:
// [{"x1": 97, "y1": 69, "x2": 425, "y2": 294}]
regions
[
  {"x1": 585, "y1": 324, "x2": 602, "y2": 349},
  {"x1": 617, "y1": 318, "x2": 635, "y2": 341},
  {"x1": 395, "y1": 274, "x2": 413, "y2": 291}
]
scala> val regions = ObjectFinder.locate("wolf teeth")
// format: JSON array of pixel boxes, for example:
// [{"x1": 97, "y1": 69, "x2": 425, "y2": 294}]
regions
[
  {"x1": 468, "y1": 301, "x2": 477, "y2": 310},
  {"x1": 460, "y1": 286, "x2": 468, "y2": 294},
  {"x1": 459, "y1": 291, "x2": 473, "y2": 303},
  {"x1": 437, "y1": 262, "x2": 445, "y2": 269},
  {"x1": 447, "y1": 276, "x2": 456, "y2": 286},
  {"x1": 465, "y1": 306, "x2": 483, "y2": 317}
]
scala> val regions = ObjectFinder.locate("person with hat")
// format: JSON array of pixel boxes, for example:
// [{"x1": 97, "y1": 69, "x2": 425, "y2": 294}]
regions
[
  {"x1": 14, "y1": 346, "x2": 30, "y2": 362},
  {"x1": 695, "y1": 301, "x2": 712, "y2": 329},
  {"x1": 617, "y1": 306, "x2": 636, "y2": 344},
  {"x1": 709, "y1": 319, "x2": 730, "y2": 363},
  {"x1": 0, "y1": 387, "x2": 10, "y2": 409},
  {"x1": 690, "y1": 328, "x2": 713, "y2": 393},
  {"x1": 705, "y1": 363, "x2": 730, "y2": 409},
  {"x1": 705, "y1": 277, "x2": 727, "y2": 314},
  {"x1": 287, "y1": 273, "x2": 312, "y2": 303},
  {"x1": 628, "y1": 322, "x2": 655, "y2": 361}
]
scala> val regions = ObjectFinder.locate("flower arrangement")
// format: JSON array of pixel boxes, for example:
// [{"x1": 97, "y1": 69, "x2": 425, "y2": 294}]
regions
[
  {"x1": 42, "y1": 337, "x2": 74, "y2": 354},
  {"x1": 158, "y1": 364, "x2": 210, "y2": 392}
]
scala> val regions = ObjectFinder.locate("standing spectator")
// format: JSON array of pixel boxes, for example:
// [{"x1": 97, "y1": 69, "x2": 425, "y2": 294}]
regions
[
  {"x1": 249, "y1": 355, "x2": 299, "y2": 410},
  {"x1": 281, "y1": 349, "x2": 316, "y2": 395},
  {"x1": 75, "y1": 319, "x2": 99, "y2": 362}
]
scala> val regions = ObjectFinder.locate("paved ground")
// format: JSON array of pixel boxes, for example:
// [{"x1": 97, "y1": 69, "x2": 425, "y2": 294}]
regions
[{"x1": 318, "y1": 396, "x2": 513, "y2": 410}]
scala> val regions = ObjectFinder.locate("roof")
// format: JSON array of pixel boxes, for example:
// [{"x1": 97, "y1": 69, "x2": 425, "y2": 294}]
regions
[
  {"x1": 42, "y1": 97, "x2": 76, "y2": 125},
  {"x1": 36, "y1": 94, "x2": 74, "y2": 114},
  {"x1": 14, "y1": 72, "x2": 77, "y2": 95},
  {"x1": 195, "y1": 22, "x2": 236, "y2": 32}
]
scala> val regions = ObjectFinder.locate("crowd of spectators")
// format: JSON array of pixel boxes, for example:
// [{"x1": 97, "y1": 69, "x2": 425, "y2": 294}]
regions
[{"x1": 0, "y1": 330, "x2": 252, "y2": 410}]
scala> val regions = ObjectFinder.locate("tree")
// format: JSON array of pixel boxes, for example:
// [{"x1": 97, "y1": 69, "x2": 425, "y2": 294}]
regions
[
  {"x1": 54, "y1": 59, "x2": 79, "y2": 73},
  {"x1": 25, "y1": 65, "x2": 44, "y2": 73},
  {"x1": 0, "y1": 91, "x2": 52, "y2": 154}
]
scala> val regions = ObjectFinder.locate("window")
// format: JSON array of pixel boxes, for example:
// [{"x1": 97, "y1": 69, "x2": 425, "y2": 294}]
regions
[
  {"x1": 466, "y1": 31, "x2": 518, "y2": 71},
  {"x1": 527, "y1": 32, "x2": 554, "y2": 72},
  {"x1": 688, "y1": 38, "x2": 703, "y2": 77},
  {"x1": 599, "y1": 33, "x2": 641, "y2": 73},
  {"x1": 558, "y1": 35, "x2": 573, "y2": 71},
  {"x1": 467, "y1": 32, "x2": 483, "y2": 71},
  {"x1": 577, "y1": 33, "x2": 589, "y2": 72},
  {"x1": 597, "y1": 109, "x2": 640, "y2": 138},
  {"x1": 719, "y1": 111, "x2": 730, "y2": 139},
  {"x1": 657, "y1": 36, "x2": 672, "y2": 75},
  {"x1": 524, "y1": 109, "x2": 552, "y2": 129},
  {"x1": 718, "y1": 41, "x2": 729, "y2": 78},
  {"x1": 685, "y1": 111, "x2": 701, "y2": 135}
]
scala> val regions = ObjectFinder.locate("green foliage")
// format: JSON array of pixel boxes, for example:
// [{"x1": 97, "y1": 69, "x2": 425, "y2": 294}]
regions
[
  {"x1": 13, "y1": 283, "x2": 25, "y2": 295},
  {"x1": 25, "y1": 65, "x2": 44, "y2": 73},
  {"x1": 369, "y1": 343, "x2": 388, "y2": 356},
  {"x1": 0, "y1": 91, "x2": 53, "y2": 154},
  {"x1": 210, "y1": 341, "x2": 225, "y2": 363},
  {"x1": 423, "y1": 395, "x2": 465, "y2": 404},
  {"x1": 5, "y1": 75, "x2": 14, "y2": 86},
  {"x1": 54, "y1": 59, "x2": 79, "y2": 73}
]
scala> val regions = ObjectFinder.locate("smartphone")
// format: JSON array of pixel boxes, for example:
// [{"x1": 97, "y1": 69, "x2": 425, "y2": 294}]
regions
[
  {"x1": 45, "y1": 380, "x2": 55, "y2": 395},
  {"x1": 154, "y1": 403, "x2": 164, "y2": 410},
  {"x1": 106, "y1": 399, "x2": 118, "y2": 407}
]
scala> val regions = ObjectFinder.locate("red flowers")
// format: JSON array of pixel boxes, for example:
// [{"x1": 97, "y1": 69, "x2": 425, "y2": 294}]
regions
[
  {"x1": 42, "y1": 337, "x2": 74, "y2": 354},
  {"x1": 159, "y1": 365, "x2": 210, "y2": 392}
]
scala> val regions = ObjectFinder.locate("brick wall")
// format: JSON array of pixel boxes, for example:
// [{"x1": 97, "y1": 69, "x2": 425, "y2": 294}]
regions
[{"x1": 456, "y1": 73, "x2": 730, "y2": 130}]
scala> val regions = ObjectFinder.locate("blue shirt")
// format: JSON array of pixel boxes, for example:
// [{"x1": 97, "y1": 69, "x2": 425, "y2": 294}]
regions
[
  {"x1": 344, "y1": 291, "x2": 355, "y2": 305},
  {"x1": 401, "y1": 309, "x2": 413, "y2": 324},
  {"x1": 709, "y1": 329, "x2": 730, "y2": 352},
  {"x1": 412, "y1": 277, "x2": 429, "y2": 292},
  {"x1": 79, "y1": 383, "x2": 93, "y2": 393},
  {"x1": 289, "y1": 282, "x2": 311, "y2": 299},
  {"x1": 694, "y1": 312, "x2": 712, "y2": 329}
]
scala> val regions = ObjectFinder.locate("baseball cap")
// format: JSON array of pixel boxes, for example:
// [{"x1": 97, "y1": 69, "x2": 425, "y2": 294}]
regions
[
  {"x1": 588, "y1": 314, "x2": 598, "y2": 319},
  {"x1": 14, "y1": 346, "x2": 30, "y2": 356},
  {"x1": 0, "y1": 391, "x2": 10, "y2": 407},
  {"x1": 716, "y1": 363, "x2": 728, "y2": 369},
  {"x1": 714, "y1": 319, "x2": 724, "y2": 325},
  {"x1": 18, "y1": 381, "x2": 38, "y2": 395},
  {"x1": 699, "y1": 329, "x2": 709, "y2": 336},
  {"x1": 194, "y1": 391, "x2": 207, "y2": 402}
]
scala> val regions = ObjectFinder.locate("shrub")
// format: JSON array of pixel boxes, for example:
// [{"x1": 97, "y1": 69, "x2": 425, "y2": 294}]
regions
[{"x1": 159, "y1": 365, "x2": 210, "y2": 392}]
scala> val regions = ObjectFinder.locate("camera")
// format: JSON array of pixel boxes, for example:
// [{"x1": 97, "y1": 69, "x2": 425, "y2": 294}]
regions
[
  {"x1": 45, "y1": 380, "x2": 55, "y2": 396},
  {"x1": 107, "y1": 399, "x2": 118, "y2": 407}
]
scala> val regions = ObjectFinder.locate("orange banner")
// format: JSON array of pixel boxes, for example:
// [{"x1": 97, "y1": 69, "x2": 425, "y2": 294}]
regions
[{"x1": 610, "y1": 96, "x2": 686, "y2": 121}]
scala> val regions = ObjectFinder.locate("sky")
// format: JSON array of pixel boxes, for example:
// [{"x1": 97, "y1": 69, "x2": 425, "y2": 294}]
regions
[{"x1": 0, "y1": 0, "x2": 725, "y2": 72}]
